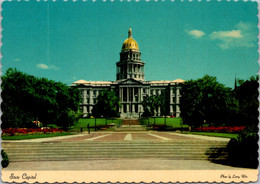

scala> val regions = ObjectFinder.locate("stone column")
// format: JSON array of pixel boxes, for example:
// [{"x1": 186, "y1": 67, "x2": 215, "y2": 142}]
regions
[
  {"x1": 176, "y1": 105, "x2": 180, "y2": 117},
  {"x1": 176, "y1": 87, "x2": 180, "y2": 104},
  {"x1": 127, "y1": 87, "x2": 129, "y2": 102},
  {"x1": 89, "y1": 106, "x2": 93, "y2": 114},
  {"x1": 90, "y1": 89, "x2": 93, "y2": 104},
  {"x1": 140, "y1": 87, "x2": 143, "y2": 101},
  {"x1": 83, "y1": 89, "x2": 87, "y2": 104},
  {"x1": 170, "y1": 105, "x2": 173, "y2": 115},
  {"x1": 83, "y1": 106, "x2": 87, "y2": 114},
  {"x1": 170, "y1": 88, "x2": 173, "y2": 103},
  {"x1": 133, "y1": 87, "x2": 135, "y2": 102}
]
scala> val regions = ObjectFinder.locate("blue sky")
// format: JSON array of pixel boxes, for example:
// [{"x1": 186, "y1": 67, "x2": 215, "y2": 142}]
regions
[{"x1": 2, "y1": 1, "x2": 258, "y2": 88}]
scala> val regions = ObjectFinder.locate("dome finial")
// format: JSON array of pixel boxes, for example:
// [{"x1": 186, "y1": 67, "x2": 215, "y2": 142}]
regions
[{"x1": 128, "y1": 27, "x2": 132, "y2": 38}]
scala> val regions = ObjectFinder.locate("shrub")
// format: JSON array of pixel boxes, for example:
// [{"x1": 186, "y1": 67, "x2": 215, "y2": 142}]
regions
[
  {"x1": 1, "y1": 150, "x2": 9, "y2": 168},
  {"x1": 226, "y1": 130, "x2": 258, "y2": 169}
]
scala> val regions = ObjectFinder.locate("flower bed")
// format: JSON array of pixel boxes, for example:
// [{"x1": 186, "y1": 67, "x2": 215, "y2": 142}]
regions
[
  {"x1": 193, "y1": 126, "x2": 246, "y2": 133},
  {"x1": 2, "y1": 128, "x2": 63, "y2": 136}
]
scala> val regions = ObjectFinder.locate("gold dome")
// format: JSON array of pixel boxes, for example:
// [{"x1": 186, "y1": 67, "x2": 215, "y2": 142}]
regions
[{"x1": 121, "y1": 28, "x2": 139, "y2": 51}]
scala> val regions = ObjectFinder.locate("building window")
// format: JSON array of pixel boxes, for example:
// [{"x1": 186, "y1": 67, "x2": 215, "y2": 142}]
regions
[
  {"x1": 143, "y1": 88, "x2": 146, "y2": 93},
  {"x1": 87, "y1": 98, "x2": 90, "y2": 104}
]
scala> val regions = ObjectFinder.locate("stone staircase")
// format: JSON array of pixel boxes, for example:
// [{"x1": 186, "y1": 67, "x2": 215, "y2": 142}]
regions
[
  {"x1": 121, "y1": 119, "x2": 140, "y2": 125},
  {"x1": 2, "y1": 141, "x2": 229, "y2": 162},
  {"x1": 116, "y1": 119, "x2": 146, "y2": 131}
]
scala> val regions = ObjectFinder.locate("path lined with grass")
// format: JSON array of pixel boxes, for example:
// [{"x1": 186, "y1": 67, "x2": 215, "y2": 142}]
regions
[{"x1": 182, "y1": 132, "x2": 239, "y2": 139}]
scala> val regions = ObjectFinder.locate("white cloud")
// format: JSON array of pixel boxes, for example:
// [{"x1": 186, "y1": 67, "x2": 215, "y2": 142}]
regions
[
  {"x1": 36, "y1": 63, "x2": 59, "y2": 70},
  {"x1": 210, "y1": 30, "x2": 242, "y2": 39},
  {"x1": 186, "y1": 29, "x2": 205, "y2": 39},
  {"x1": 209, "y1": 22, "x2": 257, "y2": 49},
  {"x1": 37, "y1": 64, "x2": 49, "y2": 69}
]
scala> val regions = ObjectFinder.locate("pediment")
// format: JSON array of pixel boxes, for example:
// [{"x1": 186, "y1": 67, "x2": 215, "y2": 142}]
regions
[{"x1": 119, "y1": 78, "x2": 143, "y2": 85}]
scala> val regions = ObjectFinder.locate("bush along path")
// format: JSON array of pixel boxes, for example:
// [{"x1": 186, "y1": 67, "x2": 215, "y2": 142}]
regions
[
  {"x1": 208, "y1": 128, "x2": 258, "y2": 169},
  {"x1": 226, "y1": 130, "x2": 258, "y2": 169},
  {"x1": 1, "y1": 150, "x2": 9, "y2": 168}
]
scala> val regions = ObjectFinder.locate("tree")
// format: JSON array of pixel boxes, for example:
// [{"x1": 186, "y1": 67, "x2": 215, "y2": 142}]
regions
[
  {"x1": 92, "y1": 90, "x2": 120, "y2": 118},
  {"x1": 234, "y1": 75, "x2": 259, "y2": 129},
  {"x1": 1, "y1": 68, "x2": 81, "y2": 129},
  {"x1": 142, "y1": 95, "x2": 162, "y2": 117},
  {"x1": 180, "y1": 75, "x2": 238, "y2": 127}
]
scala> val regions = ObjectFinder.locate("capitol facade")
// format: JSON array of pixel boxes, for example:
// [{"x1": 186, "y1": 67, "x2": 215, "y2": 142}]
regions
[{"x1": 72, "y1": 28, "x2": 184, "y2": 118}]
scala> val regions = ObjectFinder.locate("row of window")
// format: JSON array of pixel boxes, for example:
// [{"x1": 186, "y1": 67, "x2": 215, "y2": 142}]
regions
[
  {"x1": 81, "y1": 89, "x2": 101, "y2": 97},
  {"x1": 117, "y1": 65, "x2": 144, "y2": 73},
  {"x1": 117, "y1": 74, "x2": 144, "y2": 79},
  {"x1": 120, "y1": 53, "x2": 140, "y2": 60}
]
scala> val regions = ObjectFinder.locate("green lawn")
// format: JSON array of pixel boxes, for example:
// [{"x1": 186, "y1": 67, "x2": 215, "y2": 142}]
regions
[
  {"x1": 183, "y1": 132, "x2": 239, "y2": 139},
  {"x1": 69, "y1": 118, "x2": 122, "y2": 132},
  {"x1": 2, "y1": 132, "x2": 75, "y2": 140},
  {"x1": 139, "y1": 117, "x2": 188, "y2": 128}
]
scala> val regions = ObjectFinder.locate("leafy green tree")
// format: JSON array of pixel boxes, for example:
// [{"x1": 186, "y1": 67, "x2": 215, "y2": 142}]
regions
[
  {"x1": 234, "y1": 75, "x2": 259, "y2": 129},
  {"x1": 92, "y1": 90, "x2": 120, "y2": 118},
  {"x1": 142, "y1": 95, "x2": 162, "y2": 117},
  {"x1": 1, "y1": 68, "x2": 80, "y2": 129},
  {"x1": 180, "y1": 75, "x2": 238, "y2": 127}
]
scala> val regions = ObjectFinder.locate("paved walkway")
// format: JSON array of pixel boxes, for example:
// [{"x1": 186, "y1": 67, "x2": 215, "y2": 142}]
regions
[
  {"x1": 3, "y1": 132, "x2": 236, "y2": 170},
  {"x1": 3, "y1": 159, "x2": 244, "y2": 171},
  {"x1": 3, "y1": 132, "x2": 230, "y2": 143}
]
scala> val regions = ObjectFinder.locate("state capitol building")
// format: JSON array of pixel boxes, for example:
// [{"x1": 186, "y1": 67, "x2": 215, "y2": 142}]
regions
[{"x1": 72, "y1": 28, "x2": 184, "y2": 118}]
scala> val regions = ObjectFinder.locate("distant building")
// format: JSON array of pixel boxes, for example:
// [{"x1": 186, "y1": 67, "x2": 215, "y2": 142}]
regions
[{"x1": 71, "y1": 28, "x2": 184, "y2": 118}]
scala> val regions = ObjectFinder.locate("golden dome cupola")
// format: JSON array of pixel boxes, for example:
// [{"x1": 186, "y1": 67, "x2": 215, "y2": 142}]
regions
[{"x1": 121, "y1": 28, "x2": 139, "y2": 52}]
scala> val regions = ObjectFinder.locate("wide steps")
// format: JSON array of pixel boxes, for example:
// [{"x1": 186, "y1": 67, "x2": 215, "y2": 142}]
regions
[
  {"x1": 2, "y1": 141, "x2": 228, "y2": 162},
  {"x1": 122, "y1": 119, "x2": 140, "y2": 125},
  {"x1": 115, "y1": 125, "x2": 147, "y2": 131}
]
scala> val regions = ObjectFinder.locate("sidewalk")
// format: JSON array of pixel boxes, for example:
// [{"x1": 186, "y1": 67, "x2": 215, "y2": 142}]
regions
[{"x1": 3, "y1": 159, "x2": 244, "y2": 170}]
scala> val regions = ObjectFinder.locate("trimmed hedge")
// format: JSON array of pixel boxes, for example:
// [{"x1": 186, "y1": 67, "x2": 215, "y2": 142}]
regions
[
  {"x1": 227, "y1": 131, "x2": 258, "y2": 169},
  {"x1": 1, "y1": 150, "x2": 9, "y2": 168}
]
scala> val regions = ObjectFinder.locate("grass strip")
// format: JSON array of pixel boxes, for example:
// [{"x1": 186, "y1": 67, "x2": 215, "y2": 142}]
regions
[
  {"x1": 69, "y1": 118, "x2": 122, "y2": 132},
  {"x1": 140, "y1": 117, "x2": 188, "y2": 127},
  {"x1": 182, "y1": 131, "x2": 239, "y2": 139}
]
